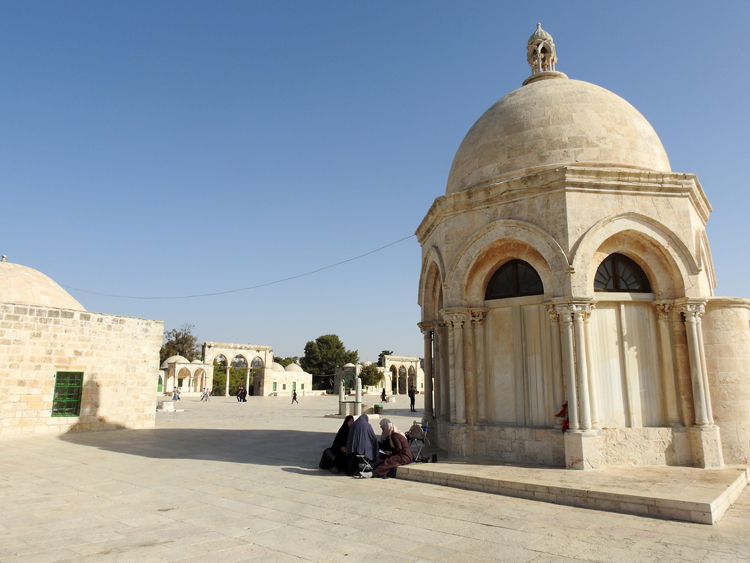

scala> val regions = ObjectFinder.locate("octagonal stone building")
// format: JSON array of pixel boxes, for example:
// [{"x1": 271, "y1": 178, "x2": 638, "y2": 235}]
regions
[{"x1": 417, "y1": 25, "x2": 750, "y2": 470}]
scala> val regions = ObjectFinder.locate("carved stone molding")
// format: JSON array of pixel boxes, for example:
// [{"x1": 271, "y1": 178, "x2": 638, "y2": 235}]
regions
[
  {"x1": 653, "y1": 301, "x2": 674, "y2": 322},
  {"x1": 675, "y1": 299, "x2": 706, "y2": 321},
  {"x1": 470, "y1": 308, "x2": 488, "y2": 326},
  {"x1": 441, "y1": 308, "x2": 470, "y2": 327}
]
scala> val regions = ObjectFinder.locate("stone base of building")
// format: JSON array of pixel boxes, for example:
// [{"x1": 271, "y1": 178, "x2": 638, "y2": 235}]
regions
[
  {"x1": 430, "y1": 419, "x2": 726, "y2": 470},
  {"x1": 689, "y1": 425, "x2": 725, "y2": 468}
]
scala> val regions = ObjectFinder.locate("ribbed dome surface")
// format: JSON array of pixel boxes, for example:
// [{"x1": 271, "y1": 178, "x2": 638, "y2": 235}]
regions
[
  {"x1": 446, "y1": 78, "x2": 671, "y2": 194},
  {"x1": 0, "y1": 261, "x2": 85, "y2": 311}
]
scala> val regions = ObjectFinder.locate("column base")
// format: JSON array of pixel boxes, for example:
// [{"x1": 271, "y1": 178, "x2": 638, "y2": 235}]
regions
[
  {"x1": 689, "y1": 425, "x2": 724, "y2": 468},
  {"x1": 564, "y1": 430, "x2": 601, "y2": 470}
]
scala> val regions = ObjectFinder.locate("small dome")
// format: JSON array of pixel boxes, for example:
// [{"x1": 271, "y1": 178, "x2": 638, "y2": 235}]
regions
[
  {"x1": 160, "y1": 355, "x2": 189, "y2": 369},
  {"x1": 191, "y1": 359, "x2": 202, "y2": 364},
  {"x1": 272, "y1": 362, "x2": 286, "y2": 371},
  {"x1": 0, "y1": 261, "x2": 85, "y2": 311},
  {"x1": 362, "y1": 361, "x2": 372, "y2": 367},
  {"x1": 285, "y1": 363, "x2": 303, "y2": 372},
  {"x1": 446, "y1": 78, "x2": 671, "y2": 195},
  {"x1": 343, "y1": 362, "x2": 356, "y2": 368}
]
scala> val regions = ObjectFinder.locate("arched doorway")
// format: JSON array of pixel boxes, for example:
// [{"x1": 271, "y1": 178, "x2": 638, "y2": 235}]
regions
[
  {"x1": 231, "y1": 355, "x2": 248, "y2": 396},
  {"x1": 213, "y1": 354, "x2": 228, "y2": 396},
  {"x1": 398, "y1": 366, "x2": 407, "y2": 395},
  {"x1": 408, "y1": 366, "x2": 416, "y2": 391},
  {"x1": 390, "y1": 366, "x2": 397, "y2": 394},
  {"x1": 177, "y1": 367, "x2": 190, "y2": 390}
]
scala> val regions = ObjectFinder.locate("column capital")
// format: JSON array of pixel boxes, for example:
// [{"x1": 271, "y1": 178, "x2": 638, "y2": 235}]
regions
[
  {"x1": 417, "y1": 321, "x2": 434, "y2": 333},
  {"x1": 653, "y1": 300, "x2": 674, "y2": 321},
  {"x1": 675, "y1": 298, "x2": 706, "y2": 320},
  {"x1": 470, "y1": 308, "x2": 488, "y2": 325},
  {"x1": 441, "y1": 307, "x2": 470, "y2": 327}
]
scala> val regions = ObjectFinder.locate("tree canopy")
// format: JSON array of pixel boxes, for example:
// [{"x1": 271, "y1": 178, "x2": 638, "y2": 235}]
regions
[
  {"x1": 274, "y1": 356, "x2": 298, "y2": 368},
  {"x1": 301, "y1": 334, "x2": 358, "y2": 376},
  {"x1": 160, "y1": 323, "x2": 200, "y2": 364},
  {"x1": 377, "y1": 350, "x2": 393, "y2": 367},
  {"x1": 359, "y1": 363, "x2": 383, "y2": 387}
]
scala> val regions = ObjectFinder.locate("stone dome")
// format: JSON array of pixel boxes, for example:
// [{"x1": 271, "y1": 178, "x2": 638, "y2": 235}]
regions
[
  {"x1": 284, "y1": 363, "x2": 303, "y2": 372},
  {"x1": 446, "y1": 77, "x2": 671, "y2": 195},
  {"x1": 191, "y1": 359, "x2": 202, "y2": 364},
  {"x1": 0, "y1": 261, "x2": 85, "y2": 311},
  {"x1": 343, "y1": 363, "x2": 356, "y2": 368},
  {"x1": 272, "y1": 362, "x2": 286, "y2": 371},
  {"x1": 160, "y1": 355, "x2": 189, "y2": 369}
]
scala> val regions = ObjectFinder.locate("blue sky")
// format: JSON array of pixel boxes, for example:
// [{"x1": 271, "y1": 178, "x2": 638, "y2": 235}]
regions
[{"x1": 2, "y1": 2, "x2": 749, "y2": 361}]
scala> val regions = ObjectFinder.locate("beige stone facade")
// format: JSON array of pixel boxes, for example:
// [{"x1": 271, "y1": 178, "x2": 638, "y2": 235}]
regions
[
  {"x1": 0, "y1": 303, "x2": 163, "y2": 436},
  {"x1": 417, "y1": 26, "x2": 750, "y2": 470}
]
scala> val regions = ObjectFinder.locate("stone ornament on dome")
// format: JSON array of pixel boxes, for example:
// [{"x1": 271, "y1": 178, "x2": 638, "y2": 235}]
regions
[{"x1": 527, "y1": 23, "x2": 557, "y2": 75}]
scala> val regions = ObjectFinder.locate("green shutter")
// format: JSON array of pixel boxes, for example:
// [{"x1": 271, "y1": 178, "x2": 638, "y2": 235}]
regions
[{"x1": 52, "y1": 372, "x2": 83, "y2": 417}]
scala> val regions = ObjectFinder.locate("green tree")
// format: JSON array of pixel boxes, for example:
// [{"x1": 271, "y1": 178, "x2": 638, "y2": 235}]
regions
[
  {"x1": 301, "y1": 334, "x2": 358, "y2": 376},
  {"x1": 359, "y1": 363, "x2": 383, "y2": 387},
  {"x1": 160, "y1": 323, "x2": 200, "y2": 364},
  {"x1": 377, "y1": 350, "x2": 393, "y2": 367},
  {"x1": 211, "y1": 359, "x2": 251, "y2": 396}
]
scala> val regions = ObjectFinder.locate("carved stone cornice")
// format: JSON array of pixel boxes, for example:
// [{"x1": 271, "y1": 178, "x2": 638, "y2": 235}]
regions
[
  {"x1": 417, "y1": 321, "x2": 434, "y2": 334},
  {"x1": 548, "y1": 299, "x2": 593, "y2": 324}
]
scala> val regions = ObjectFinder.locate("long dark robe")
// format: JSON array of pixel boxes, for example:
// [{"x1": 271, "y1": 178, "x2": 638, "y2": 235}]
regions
[
  {"x1": 331, "y1": 415, "x2": 353, "y2": 472},
  {"x1": 374, "y1": 432, "x2": 413, "y2": 477},
  {"x1": 345, "y1": 414, "x2": 379, "y2": 475}
]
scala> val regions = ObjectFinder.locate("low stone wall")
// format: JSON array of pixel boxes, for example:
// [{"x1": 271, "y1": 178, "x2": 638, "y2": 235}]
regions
[
  {"x1": 596, "y1": 427, "x2": 691, "y2": 466},
  {"x1": 432, "y1": 419, "x2": 565, "y2": 466},
  {"x1": 0, "y1": 304, "x2": 163, "y2": 436}
]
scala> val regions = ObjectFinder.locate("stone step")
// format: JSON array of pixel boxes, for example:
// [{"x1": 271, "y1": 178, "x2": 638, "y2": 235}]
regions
[{"x1": 397, "y1": 462, "x2": 749, "y2": 525}]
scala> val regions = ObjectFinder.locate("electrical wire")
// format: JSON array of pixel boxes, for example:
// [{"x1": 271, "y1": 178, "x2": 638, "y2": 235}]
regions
[{"x1": 61, "y1": 234, "x2": 416, "y2": 300}]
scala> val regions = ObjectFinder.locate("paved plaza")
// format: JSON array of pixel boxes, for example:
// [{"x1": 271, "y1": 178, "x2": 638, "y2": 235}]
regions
[{"x1": 1, "y1": 395, "x2": 749, "y2": 563}]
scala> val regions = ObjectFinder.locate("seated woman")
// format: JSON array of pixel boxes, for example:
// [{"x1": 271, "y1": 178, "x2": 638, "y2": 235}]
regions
[
  {"x1": 344, "y1": 414, "x2": 379, "y2": 476},
  {"x1": 374, "y1": 418, "x2": 413, "y2": 478},
  {"x1": 319, "y1": 415, "x2": 353, "y2": 472}
]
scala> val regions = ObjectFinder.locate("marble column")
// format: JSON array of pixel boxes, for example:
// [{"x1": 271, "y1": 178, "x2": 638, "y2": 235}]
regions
[
  {"x1": 225, "y1": 364, "x2": 231, "y2": 396},
  {"x1": 418, "y1": 322, "x2": 434, "y2": 419},
  {"x1": 572, "y1": 305, "x2": 593, "y2": 431},
  {"x1": 245, "y1": 368, "x2": 251, "y2": 394},
  {"x1": 546, "y1": 305, "x2": 564, "y2": 430},
  {"x1": 442, "y1": 309, "x2": 468, "y2": 424},
  {"x1": 464, "y1": 315, "x2": 477, "y2": 426},
  {"x1": 677, "y1": 301, "x2": 712, "y2": 426},
  {"x1": 582, "y1": 304, "x2": 599, "y2": 429},
  {"x1": 435, "y1": 322, "x2": 449, "y2": 420},
  {"x1": 471, "y1": 309, "x2": 488, "y2": 424},
  {"x1": 557, "y1": 305, "x2": 579, "y2": 430},
  {"x1": 654, "y1": 302, "x2": 682, "y2": 427}
]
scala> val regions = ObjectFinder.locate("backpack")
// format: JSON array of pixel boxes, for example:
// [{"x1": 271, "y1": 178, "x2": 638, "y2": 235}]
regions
[{"x1": 406, "y1": 421, "x2": 425, "y2": 441}]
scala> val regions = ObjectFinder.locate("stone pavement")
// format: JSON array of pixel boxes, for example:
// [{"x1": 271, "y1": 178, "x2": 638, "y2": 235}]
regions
[{"x1": 0, "y1": 395, "x2": 749, "y2": 563}]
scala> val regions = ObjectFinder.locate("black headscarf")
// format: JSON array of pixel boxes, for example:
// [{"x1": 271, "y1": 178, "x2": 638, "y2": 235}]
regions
[
  {"x1": 331, "y1": 415, "x2": 354, "y2": 450},
  {"x1": 345, "y1": 414, "x2": 378, "y2": 460}
]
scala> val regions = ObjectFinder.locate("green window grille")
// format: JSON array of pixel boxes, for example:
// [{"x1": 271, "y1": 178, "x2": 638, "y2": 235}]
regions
[
  {"x1": 52, "y1": 371, "x2": 83, "y2": 417},
  {"x1": 282, "y1": 383, "x2": 286, "y2": 390},
  {"x1": 301, "y1": 384, "x2": 304, "y2": 390},
  {"x1": 273, "y1": 382, "x2": 277, "y2": 392},
  {"x1": 292, "y1": 381, "x2": 296, "y2": 391}
]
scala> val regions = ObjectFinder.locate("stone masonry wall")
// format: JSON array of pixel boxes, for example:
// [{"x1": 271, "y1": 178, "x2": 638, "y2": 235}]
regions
[
  {"x1": 597, "y1": 427, "x2": 691, "y2": 467},
  {"x1": 0, "y1": 303, "x2": 163, "y2": 436},
  {"x1": 703, "y1": 299, "x2": 750, "y2": 465}
]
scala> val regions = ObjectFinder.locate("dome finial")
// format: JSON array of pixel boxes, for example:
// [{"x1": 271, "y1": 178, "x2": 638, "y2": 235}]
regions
[{"x1": 526, "y1": 22, "x2": 557, "y2": 75}]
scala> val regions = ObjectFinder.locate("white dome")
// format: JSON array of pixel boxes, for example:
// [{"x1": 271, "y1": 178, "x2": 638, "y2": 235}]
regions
[
  {"x1": 191, "y1": 359, "x2": 202, "y2": 364},
  {"x1": 272, "y1": 362, "x2": 286, "y2": 371},
  {"x1": 343, "y1": 363, "x2": 356, "y2": 368},
  {"x1": 0, "y1": 261, "x2": 85, "y2": 311},
  {"x1": 160, "y1": 355, "x2": 189, "y2": 369},
  {"x1": 285, "y1": 363, "x2": 303, "y2": 372},
  {"x1": 446, "y1": 77, "x2": 671, "y2": 195}
]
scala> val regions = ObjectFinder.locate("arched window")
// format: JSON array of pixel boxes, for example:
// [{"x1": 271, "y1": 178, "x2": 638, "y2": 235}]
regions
[
  {"x1": 485, "y1": 260, "x2": 543, "y2": 300},
  {"x1": 251, "y1": 356, "x2": 264, "y2": 369},
  {"x1": 232, "y1": 355, "x2": 248, "y2": 368},
  {"x1": 594, "y1": 253, "x2": 651, "y2": 292}
]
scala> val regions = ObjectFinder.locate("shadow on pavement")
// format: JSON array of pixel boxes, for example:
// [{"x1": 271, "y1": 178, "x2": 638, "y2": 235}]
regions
[{"x1": 58, "y1": 428, "x2": 334, "y2": 469}]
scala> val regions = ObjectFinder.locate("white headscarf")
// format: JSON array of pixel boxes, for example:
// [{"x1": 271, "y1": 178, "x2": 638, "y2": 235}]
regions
[{"x1": 379, "y1": 418, "x2": 404, "y2": 448}]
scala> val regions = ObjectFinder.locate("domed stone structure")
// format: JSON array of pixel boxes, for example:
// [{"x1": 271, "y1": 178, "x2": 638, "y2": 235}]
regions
[
  {"x1": 0, "y1": 260, "x2": 85, "y2": 311},
  {"x1": 418, "y1": 25, "x2": 750, "y2": 471},
  {"x1": 446, "y1": 78, "x2": 671, "y2": 194},
  {"x1": 0, "y1": 258, "x2": 163, "y2": 436},
  {"x1": 284, "y1": 363, "x2": 303, "y2": 372},
  {"x1": 160, "y1": 355, "x2": 189, "y2": 370}
]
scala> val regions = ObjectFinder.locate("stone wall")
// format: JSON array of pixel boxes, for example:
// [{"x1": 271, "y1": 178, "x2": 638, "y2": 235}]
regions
[
  {"x1": 596, "y1": 427, "x2": 691, "y2": 466},
  {"x1": 432, "y1": 420, "x2": 564, "y2": 466},
  {"x1": 704, "y1": 298, "x2": 750, "y2": 465},
  {"x1": 0, "y1": 303, "x2": 163, "y2": 436}
]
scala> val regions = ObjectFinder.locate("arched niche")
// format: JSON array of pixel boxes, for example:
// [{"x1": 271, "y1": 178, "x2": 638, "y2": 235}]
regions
[{"x1": 421, "y1": 259, "x2": 444, "y2": 322}]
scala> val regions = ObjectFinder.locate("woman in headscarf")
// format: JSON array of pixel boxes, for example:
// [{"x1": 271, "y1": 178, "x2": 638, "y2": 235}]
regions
[
  {"x1": 319, "y1": 415, "x2": 353, "y2": 472},
  {"x1": 374, "y1": 418, "x2": 413, "y2": 478},
  {"x1": 344, "y1": 414, "x2": 379, "y2": 476}
]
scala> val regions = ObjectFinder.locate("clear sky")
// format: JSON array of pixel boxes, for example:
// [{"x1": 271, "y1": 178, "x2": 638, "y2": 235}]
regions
[{"x1": 2, "y1": 2, "x2": 749, "y2": 362}]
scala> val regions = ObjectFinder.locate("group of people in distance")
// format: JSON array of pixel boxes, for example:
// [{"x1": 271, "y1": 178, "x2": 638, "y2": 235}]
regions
[
  {"x1": 236, "y1": 387, "x2": 248, "y2": 402},
  {"x1": 319, "y1": 414, "x2": 413, "y2": 479}
]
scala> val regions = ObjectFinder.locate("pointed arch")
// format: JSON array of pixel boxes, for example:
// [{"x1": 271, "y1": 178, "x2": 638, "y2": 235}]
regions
[{"x1": 418, "y1": 246, "x2": 446, "y2": 317}]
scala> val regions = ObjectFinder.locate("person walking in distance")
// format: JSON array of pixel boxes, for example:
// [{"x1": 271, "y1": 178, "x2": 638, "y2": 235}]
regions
[
  {"x1": 291, "y1": 389, "x2": 298, "y2": 404},
  {"x1": 408, "y1": 386, "x2": 416, "y2": 412}
]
